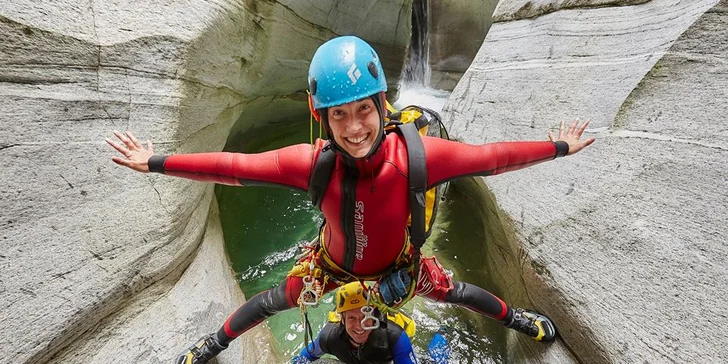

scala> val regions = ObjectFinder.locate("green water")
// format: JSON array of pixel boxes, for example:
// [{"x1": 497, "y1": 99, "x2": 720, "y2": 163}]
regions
[{"x1": 216, "y1": 119, "x2": 507, "y2": 363}]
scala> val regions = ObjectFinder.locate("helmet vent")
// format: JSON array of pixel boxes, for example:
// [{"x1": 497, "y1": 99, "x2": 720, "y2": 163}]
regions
[
  {"x1": 309, "y1": 78, "x2": 318, "y2": 95},
  {"x1": 367, "y1": 61, "x2": 379, "y2": 79}
]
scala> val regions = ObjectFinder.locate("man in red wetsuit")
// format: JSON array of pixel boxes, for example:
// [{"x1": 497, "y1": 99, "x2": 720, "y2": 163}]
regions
[{"x1": 106, "y1": 36, "x2": 594, "y2": 363}]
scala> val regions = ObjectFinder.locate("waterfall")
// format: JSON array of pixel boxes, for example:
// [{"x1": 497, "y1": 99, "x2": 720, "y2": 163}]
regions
[
  {"x1": 396, "y1": 0, "x2": 450, "y2": 114},
  {"x1": 402, "y1": 0, "x2": 430, "y2": 86}
]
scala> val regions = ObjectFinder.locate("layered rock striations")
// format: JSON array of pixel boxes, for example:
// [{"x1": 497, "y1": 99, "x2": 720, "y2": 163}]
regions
[
  {"x1": 444, "y1": 0, "x2": 726, "y2": 362},
  {"x1": 0, "y1": 1, "x2": 410, "y2": 363}
]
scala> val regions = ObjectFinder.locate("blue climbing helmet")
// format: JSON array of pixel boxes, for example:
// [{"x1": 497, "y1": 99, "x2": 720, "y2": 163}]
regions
[{"x1": 308, "y1": 36, "x2": 387, "y2": 111}]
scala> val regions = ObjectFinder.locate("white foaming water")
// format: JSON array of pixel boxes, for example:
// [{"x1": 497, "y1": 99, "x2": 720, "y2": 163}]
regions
[{"x1": 394, "y1": 83, "x2": 451, "y2": 114}]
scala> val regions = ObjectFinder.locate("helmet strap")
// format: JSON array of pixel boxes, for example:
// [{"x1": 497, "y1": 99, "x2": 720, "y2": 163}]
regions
[{"x1": 308, "y1": 93, "x2": 321, "y2": 122}]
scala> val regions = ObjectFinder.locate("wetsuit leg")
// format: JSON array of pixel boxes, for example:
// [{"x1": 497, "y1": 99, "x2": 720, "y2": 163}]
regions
[
  {"x1": 215, "y1": 273, "x2": 341, "y2": 345},
  {"x1": 441, "y1": 281, "x2": 510, "y2": 321},
  {"x1": 415, "y1": 256, "x2": 511, "y2": 321},
  {"x1": 418, "y1": 266, "x2": 556, "y2": 341},
  {"x1": 215, "y1": 276, "x2": 304, "y2": 344}
]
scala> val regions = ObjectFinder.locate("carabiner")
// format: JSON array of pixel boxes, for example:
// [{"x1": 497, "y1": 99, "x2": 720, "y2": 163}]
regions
[
  {"x1": 360, "y1": 305, "x2": 380, "y2": 330},
  {"x1": 299, "y1": 275, "x2": 319, "y2": 306}
]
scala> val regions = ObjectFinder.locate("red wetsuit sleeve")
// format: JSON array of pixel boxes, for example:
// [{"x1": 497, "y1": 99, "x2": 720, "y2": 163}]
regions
[
  {"x1": 148, "y1": 143, "x2": 315, "y2": 191},
  {"x1": 423, "y1": 137, "x2": 567, "y2": 188}
]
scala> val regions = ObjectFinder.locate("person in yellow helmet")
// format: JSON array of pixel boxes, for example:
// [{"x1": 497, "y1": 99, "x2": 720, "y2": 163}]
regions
[{"x1": 292, "y1": 282, "x2": 422, "y2": 364}]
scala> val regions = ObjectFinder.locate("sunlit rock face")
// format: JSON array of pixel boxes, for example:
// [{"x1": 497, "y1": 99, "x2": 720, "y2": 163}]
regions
[
  {"x1": 0, "y1": 1, "x2": 410, "y2": 363},
  {"x1": 444, "y1": 0, "x2": 726, "y2": 363}
]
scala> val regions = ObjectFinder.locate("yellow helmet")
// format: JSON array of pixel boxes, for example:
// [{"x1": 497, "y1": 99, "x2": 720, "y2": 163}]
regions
[{"x1": 335, "y1": 282, "x2": 369, "y2": 313}]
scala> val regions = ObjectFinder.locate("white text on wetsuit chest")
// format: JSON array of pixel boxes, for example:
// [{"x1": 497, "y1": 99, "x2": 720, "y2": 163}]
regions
[{"x1": 354, "y1": 200, "x2": 368, "y2": 260}]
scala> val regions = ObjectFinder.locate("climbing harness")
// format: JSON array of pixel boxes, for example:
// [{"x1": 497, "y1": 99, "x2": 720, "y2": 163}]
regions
[
  {"x1": 307, "y1": 103, "x2": 449, "y2": 310},
  {"x1": 296, "y1": 246, "x2": 330, "y2": 354}
]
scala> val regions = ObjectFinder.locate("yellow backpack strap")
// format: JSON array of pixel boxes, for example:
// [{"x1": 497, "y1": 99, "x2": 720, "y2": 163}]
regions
[
  {"x1": 327, "y1": 311, "x2": 341, "y2": 323},
  {"x1": 387, "y1": 311, "x2": 416, "y2": 339},
  {"x1": 386, "y1": 100, "x2": 398, "y2": 115}
]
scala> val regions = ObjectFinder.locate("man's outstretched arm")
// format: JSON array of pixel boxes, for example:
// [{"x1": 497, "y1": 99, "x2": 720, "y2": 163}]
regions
[
  {"x1": 392, "y1": 331, "x2": 419, "y2": 364},
  {"x1": 292, "y1": 338, "x2": 325, "y2": 363}
]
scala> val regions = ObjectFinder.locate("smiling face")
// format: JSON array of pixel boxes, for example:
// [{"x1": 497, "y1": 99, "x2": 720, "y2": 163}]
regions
[
  {"x1": 342, "y1": 309, "x2": 373, "y2": 346},
  {"x1": 326, "y1": 97, "x2": 381, "y2": 159}
]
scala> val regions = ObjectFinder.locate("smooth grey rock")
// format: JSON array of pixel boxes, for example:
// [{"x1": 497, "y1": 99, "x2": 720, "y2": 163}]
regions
[
  {"x1": 493, "y1": 0, "x2": 651, "y2": 22},
  {"x1": 278, "y1": 0, "x2": 412, "y2": 91},
  {"x1": 445, "y1": 0, "x2": 725, "y2": 363},
  {"x1": 49, "y1": 199, "x2": 281, "y2": 364},
  {"x1": 0, "y1": 1, "x2": 410, "y2": 363}
]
